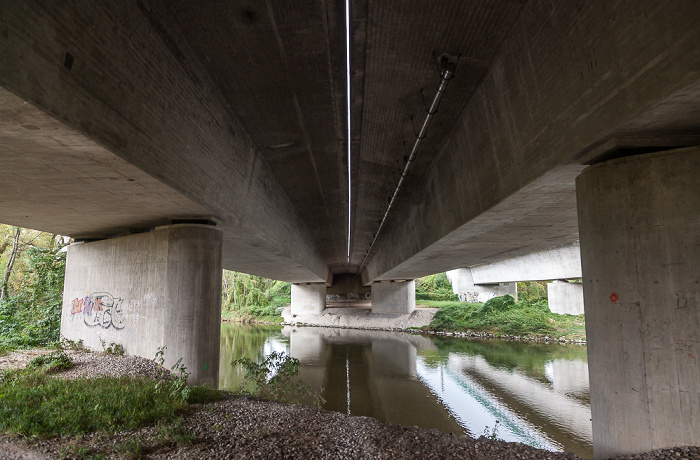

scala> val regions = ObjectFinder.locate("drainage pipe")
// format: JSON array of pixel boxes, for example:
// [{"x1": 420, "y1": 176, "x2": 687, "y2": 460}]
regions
[{"x1": 358, "y1": 60, "x2": 456, "y2": 272}]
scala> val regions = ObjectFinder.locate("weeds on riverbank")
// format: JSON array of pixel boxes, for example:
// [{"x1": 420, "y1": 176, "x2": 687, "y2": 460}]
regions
[
  {"x1": 221, "y1": 307, "x2": 284, "y2": 324},
  {"x1": 0, "y1": 348, "x2": 222, "y2": 438},
  {"x1": 232, "y1": 351, "x2": 325, "y2": 408},
  {"x1": 415, "y1": 273, "x2": 459, "y2": 301},
  {"x1": 423, "y1": 295, "x2": 586, "y2": 340}
]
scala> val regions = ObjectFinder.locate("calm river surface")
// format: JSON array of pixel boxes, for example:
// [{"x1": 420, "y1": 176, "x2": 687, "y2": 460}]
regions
[{"x1": 219, "y1": 324, "x2": 593, "y2": 458}]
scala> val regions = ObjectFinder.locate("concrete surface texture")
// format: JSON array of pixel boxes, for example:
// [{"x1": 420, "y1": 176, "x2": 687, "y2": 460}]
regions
[
  {"x1": 445, "y1": 268, "x2": 517, "y2": 303},
  {"x1": 326, "y1": 274, "x2": 372, "y2": 302},
  {"x1": 60, "y1": 225, "x2": 222, "y2": 386},
  {"x1": 290, "y1": 284, "x2": 327, "y2": 316},
  {"x1": 547, "y1": 281, "x2": 584, "y2": 316},
  {"x1": 468, "y1": 243, "x2": 582, "y2": 284},
  {"x1": 1, "y1": 3, "x2": 700, "y2": 455},
  {"x1": 281, "y1": 307, "x2": 436, "y2": 331},
  {"x1": 577, "y1": 147, "x2": 700, "y2": 459},
  {"x1": 1, "y1": 1, "x2": 699, "y2": 284},
  {"x1": 371, "y1": 281, "x2": 416, "y2": 314}
]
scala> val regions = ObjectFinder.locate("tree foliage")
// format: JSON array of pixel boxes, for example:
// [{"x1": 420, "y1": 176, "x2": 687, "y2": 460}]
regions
[
  {"x1": 221, "y1": 271, "x2": 291, "y2": 319},
  {"x1": 0, "y1": 225, "x2": 67, "y2": 350},
  {"x1": 415, "y1": 272, "x2": 459, "y2": 301}
]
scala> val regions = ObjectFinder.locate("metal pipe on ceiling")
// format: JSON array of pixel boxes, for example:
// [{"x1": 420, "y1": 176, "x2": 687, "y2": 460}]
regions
[{"x1": 358, "y1": 58, "x2": 457, "y2": 272}]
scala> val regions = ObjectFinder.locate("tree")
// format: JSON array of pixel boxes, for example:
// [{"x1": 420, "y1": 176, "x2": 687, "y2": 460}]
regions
[{"x1": 0, "y1": 227, "x2": 21, "y2": 302}]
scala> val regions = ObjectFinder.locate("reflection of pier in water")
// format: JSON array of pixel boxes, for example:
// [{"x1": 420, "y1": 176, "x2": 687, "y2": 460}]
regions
[
  {"x1": 445, "y1": 353, "x2": 592, "y2": 457},
  {"x1": 283, "y1": 326, "x2": 466, "y2": 435},
  {"x1": 221, "y1": 325, "x2": 593, "y2": 458}
]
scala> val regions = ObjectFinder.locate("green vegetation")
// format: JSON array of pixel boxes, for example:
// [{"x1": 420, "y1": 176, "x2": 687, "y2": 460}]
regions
[
  {"x1": 415, "y1": 300, "x2": 463, "y2": 309},
  {"x1": 232, "y1": 351, "x2": 324, "y2": 407},
  {"x1": 414, "y1": 272, "x2": 459, "y2": 302},
  {"x1": 424, "y1": 294, "x2": 585, "y2": 340},
  {"x1": 221, "y1": 271, "x2": 290, "y2": 322},
  {"x1": 420, "y1": 336, "x2": 588, "y2": 383},
  {"x1": 26, "y1": 347, "x2": 74, "y2": 373},
  {"x1": 0, "y1": 346, "x2": 222, "y2": 442},
  {"x1": 414, "y1": 277, "x2": 586, "y2": 340},
  {"x1": 0, "y1": 225, "x2": 67, "y2": 351},
  {"x1": 101, "y1": 339, "x2": 125, "y2": 355}
]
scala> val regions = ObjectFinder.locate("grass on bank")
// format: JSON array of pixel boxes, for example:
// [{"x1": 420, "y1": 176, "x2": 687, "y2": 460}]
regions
[
  {"x1": 0, "y1": 348, "x2": 223, "y2": 439},
  {"x1": 221, "y1": 304, "x2": 285, "y2": 324},
  {"x1": 421, "y1": 294, "x2": 586, "y2": 340}
]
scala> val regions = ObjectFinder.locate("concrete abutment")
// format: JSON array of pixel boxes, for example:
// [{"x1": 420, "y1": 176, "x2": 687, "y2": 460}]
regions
[
  {"x1": 60, "y1": 224, "x2": 222, "y2": 386},
  {"x1": 577, "y1": 147, "x2": 700, "y2": 458}
]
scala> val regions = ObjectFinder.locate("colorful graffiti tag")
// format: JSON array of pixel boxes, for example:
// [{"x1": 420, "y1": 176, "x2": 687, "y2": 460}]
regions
[{"x1": 70, "y1": 292, "x2": 126, "y2": 329}]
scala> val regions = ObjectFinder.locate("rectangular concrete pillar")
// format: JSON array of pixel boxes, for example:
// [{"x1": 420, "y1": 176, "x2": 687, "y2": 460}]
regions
[
  {"x1": 60, "y1": 224, "x2": 222, "y2": 386},
  {"x1": 446, "y1": 268, "x2": 517, "y2": 303},
  {"x1": 547, "y1": 280, "x2": 584, "y2": 315},
  {"x1": 290, "y1": 283, "x2": 326, "y2": 315},
  {"x1": 371, "y1": 281, "x2": 415, "y2": 314},
  {"x1": 577, "y1": 147, "x2": 700, "y2": 458}
]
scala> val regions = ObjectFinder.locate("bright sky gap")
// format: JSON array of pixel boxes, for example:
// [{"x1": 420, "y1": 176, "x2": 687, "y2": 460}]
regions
[{"x1": 345, "y1": 0, "x2": 352, "y2": 264}]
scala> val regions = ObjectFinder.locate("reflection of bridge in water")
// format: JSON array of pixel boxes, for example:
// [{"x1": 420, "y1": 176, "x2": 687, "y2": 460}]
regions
[
  {"x1": 280, "y1": 326, "x2": 592, "y2": 457},
  {"x1": 283, "y1": 326, "x2": 466, "y2": 436},
  {"x1": 445, "y1": 354, "x2": 592, "y2": 457}
]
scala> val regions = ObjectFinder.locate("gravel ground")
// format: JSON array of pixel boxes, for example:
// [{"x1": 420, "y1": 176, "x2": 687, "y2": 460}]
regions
[{"x1": 1, "y1": 350, "x2": 699, "y2": 459}]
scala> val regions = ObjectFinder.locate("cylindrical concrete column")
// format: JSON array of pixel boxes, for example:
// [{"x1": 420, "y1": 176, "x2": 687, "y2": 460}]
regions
[{"x1": 576, "y1": 147, "x2": 700, "y2": 458}]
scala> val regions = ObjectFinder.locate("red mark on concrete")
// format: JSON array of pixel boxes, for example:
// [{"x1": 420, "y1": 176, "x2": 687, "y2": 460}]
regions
[{"x1": 610, "y1": 293, "x2": 619, "y2": 302}]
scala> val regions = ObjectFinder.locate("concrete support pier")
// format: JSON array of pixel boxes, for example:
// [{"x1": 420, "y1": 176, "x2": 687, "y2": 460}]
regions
[
  {"x1": 446, "y1": 268, "x2": 517, "y2": 303},
  {"x1": 60, "y1": 224, "x2": 222, "y2": 386},
  {"x1": 291, "y1": 283, "x2": 326, "y2": 316},
  {"x1": 371, "y1": 281, "x2": 415, "y2": 314},
  {"x1": 547, "y1": 280, "x2": 584, "y2": 315},
  {"x1": 577, "y1": 147, "x2": 700, "y2": 458}
]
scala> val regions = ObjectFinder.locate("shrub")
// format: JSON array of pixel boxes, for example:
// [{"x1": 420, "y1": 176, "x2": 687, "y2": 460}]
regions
[
  {"x1": 426, "y1": 294, "x2": 558, "y2": 337},
  {"x1": 27, "y1": 348, "x2": 73, "y2": 373},
  {"x1": 478, "y1": 294, "x2": 516, "y2": 314},
  {"x1": 0, "y1": 245, "x2": 66, "y2": 349},
  {"x1": 232, "y1": 351, "x2": 324, "y2": 407},
  {"x1": 416, "y1": 292, "x2": 459, "y2": 302},
  {"x1": 518, "y1": 281, "x2": 548, "y2": 302}
]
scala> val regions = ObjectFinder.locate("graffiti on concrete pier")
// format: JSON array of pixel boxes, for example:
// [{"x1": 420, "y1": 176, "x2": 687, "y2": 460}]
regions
[{"x1": 70, "y1": 292, "x2": 126, "y2": 330}]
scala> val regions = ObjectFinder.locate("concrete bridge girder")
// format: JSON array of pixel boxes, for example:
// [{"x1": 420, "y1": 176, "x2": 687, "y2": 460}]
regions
[{"x1": 447, "y1": 242, "x2": 584, "y2": 314}]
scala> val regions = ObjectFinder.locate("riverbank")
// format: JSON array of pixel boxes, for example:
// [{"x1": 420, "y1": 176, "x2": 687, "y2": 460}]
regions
[
  {"x1": 0, "y1": 349, "x2": 574, "y2": 459},
  {"x1": 242, "y1": 304, "x2": 587, "y2": 344},
  {"x1": 0, "y1": 349, "x2": 697, "y2": 459}
]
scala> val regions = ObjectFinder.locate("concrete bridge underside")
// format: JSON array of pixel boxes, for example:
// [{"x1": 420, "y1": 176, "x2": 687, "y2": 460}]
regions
[{"x1": 1, "y1": 2, "x2": 700, "y2": 458}]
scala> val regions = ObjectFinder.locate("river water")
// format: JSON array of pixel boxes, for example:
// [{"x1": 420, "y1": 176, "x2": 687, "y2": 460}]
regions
[{"x1": 219, "y1": 323, "x2": 593, "y2": 458}]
